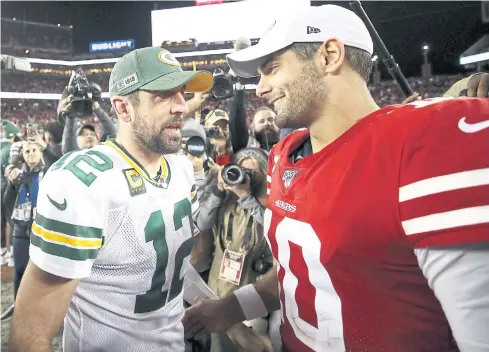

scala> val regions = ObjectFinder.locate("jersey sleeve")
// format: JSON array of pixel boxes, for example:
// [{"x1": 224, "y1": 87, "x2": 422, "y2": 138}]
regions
[
  {"x1": 30, "y1": 153, "x2": 108, "y2": 279},
  {"x1": 398, "y1": 98, "x2": 489, "y2": 248}
]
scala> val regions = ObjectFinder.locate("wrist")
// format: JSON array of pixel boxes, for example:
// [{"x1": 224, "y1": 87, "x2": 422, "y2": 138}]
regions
[
  {"x1": 221, "y1": 293, "x2": 246, "y2": 328},
  {"x1": 233, "y1": 284, "x2": 268, "y2": 321}
]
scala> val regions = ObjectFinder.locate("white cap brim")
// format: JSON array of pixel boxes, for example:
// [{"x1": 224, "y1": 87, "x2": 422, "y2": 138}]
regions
[{"x1": 226, "y1": 40, "x2": 293, "y2": 78}]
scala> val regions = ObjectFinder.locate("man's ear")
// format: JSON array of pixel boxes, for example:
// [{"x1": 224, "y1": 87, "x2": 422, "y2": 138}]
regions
[
  {"x1": 111, "y1": 96, "x2": 131, "y2": 123},
  {"x1": 317, "y1": 38, "x2": 346, "y2": 76}
]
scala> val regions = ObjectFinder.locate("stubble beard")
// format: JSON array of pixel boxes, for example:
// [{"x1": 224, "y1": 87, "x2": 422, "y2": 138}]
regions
[
  {"x1": 275, "y1": 62, "x2": 327, "y2": 130},
  {"x1": 131, "y1": 110, "x2": 182, "y2": 155}
]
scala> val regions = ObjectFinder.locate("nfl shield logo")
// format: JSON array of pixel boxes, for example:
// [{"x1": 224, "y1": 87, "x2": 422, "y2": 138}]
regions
[{"x1": 282, "y1": 170, "x2": 299, "y2": 189}]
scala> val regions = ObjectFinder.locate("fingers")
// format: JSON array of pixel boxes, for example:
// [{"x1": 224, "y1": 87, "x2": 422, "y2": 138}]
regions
[
  {"x1": 477, "y1": 74, "x2": 489, "y2": 98},
  {"x1": 184, "y1": 320, "x2": 206, "y2": 339}
]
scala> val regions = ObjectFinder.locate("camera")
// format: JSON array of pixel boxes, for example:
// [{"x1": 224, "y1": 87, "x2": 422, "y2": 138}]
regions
[
  {"x1": 210, "y1": 68, "x2": 260, "y2": 101},
  {"x1": 204, "y1": 126, "x2": 221, "y2": 139},
  {"x1": 67, "y1": 69, "x2": 101, "y2": 118},
  {"x1": 211, "y1": 68, "x2": 234, "y2": 101},
  {"x1": 222, "y1": 163, "x2": 253, "y2": 186},
  {"x1": 185, "y1": 136, "x2": 206, "y2": 157}
]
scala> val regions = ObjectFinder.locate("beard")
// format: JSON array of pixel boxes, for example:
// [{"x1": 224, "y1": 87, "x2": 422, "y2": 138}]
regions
[
  {"x1": 131, "y1": 110, "x2": 182, "y2": 155},
  {"x1": 254, "y1": 129, "x2": 280, "y2": 150},
  {"x1": 274, "y1": 61, "x2": 327, "y2": 129}
]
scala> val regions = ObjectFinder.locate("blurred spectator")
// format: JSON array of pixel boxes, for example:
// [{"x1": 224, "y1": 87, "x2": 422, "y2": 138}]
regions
[
  {"x1": 192, "y1": 148, "x2": 275, "y2": 352},
  {"x1": 58, "y1": 88, "x2": 116, "y2": 154},
  {"x1": 1, "y1": 141, "x2": 50, "y2": 321},
  {"x1": 1, "y1": 121, "x2": 22, "y2": 267},
  {"x1": 205, "y1": 109, "x2": 232, "y2": 166}
]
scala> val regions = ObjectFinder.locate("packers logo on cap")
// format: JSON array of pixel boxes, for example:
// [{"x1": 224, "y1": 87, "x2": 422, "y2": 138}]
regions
[{"x1": 157, "y1": 50, "x2": 181, "y2": 67}]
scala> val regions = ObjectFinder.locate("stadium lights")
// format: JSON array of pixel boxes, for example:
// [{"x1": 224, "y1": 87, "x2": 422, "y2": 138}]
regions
[
  {"x1": 70, "y1": 25, "x2": 73, "y2": 28},
  {"x1": 460, "y1": 52, "x2": 489, "y2": 65},
  {"x1": 13, "y1": 17, "x2": 16, "y2": 20},
  {"x1": 422, "y1": 45, "x2": 429, "y2": 51},
  {"x1": 25, "y1": 50, "x2": 29, "y2": 54},
  {"x1": 0, "y1": 83, "x2": 258, "y2": 101},
  {"x1": 23, "y1": 48, "x2": 235, "y2": 66},
  {"x1": 57, "y1": 24, "x2": 61, "y2": 26}
]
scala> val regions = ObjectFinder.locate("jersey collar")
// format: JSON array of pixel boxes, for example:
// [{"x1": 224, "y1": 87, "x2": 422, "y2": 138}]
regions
[{"x1": 104, "y1": 139, "x2": 171, "y2": 188}]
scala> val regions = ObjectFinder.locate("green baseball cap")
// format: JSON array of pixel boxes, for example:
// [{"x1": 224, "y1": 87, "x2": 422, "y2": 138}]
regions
[{"x1": 109, "y1": 47, "x2": 213, "y2": 97}]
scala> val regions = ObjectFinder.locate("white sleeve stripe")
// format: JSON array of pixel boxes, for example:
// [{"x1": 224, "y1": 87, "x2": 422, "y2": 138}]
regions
[
  {"x1": 402, "y1": 205, "x2": 489, "y2": 236},
  {"x1": 267, "y1": 188, "x2": 270, "y2": 195},
  {"x1": 267, "y1": 175, "x2": 272, "y2": 183},
  {"x1": 399, "y1": 168, "x2": 489, "y2": 202}
]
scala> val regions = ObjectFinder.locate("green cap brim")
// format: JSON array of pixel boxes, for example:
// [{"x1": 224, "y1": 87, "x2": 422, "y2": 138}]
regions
[{"x1": 140, "y1": 70, "x2": 213, "y2": 93}]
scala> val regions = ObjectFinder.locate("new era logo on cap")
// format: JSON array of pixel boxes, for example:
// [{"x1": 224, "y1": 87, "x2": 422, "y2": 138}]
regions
[{"x1": 307, "y1": 26, "x2": 321, "y2": 34}]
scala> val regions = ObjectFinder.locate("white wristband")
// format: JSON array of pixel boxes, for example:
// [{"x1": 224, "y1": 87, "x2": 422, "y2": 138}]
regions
[{"x1": 233, "y1": 284, "x2": 268, "y2": 321}]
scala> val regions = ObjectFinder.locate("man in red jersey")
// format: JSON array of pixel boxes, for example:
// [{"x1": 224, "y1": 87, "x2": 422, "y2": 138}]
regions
[{"x1": 184, "y1": 5, "x2": 489, "y2": 352}]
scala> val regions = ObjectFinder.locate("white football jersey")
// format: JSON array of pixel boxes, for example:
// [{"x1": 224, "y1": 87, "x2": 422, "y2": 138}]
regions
[{"x1": 30, "y1": 139, "x2": 198, "y2": 352}]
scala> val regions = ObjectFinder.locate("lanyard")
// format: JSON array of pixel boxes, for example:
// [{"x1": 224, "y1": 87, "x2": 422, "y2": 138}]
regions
[{"x1": 219, "y1": 209, "x2": 254, "y2": 253}]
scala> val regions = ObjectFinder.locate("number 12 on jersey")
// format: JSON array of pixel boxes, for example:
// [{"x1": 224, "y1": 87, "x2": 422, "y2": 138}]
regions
[{"x1": 134, "y1": 198, "x2": 194, "y2": 314}]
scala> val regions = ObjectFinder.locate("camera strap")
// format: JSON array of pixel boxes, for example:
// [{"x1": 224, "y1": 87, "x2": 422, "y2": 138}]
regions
[{"x1": 219, "y1": 210, "x2": 254, "y2": 253}]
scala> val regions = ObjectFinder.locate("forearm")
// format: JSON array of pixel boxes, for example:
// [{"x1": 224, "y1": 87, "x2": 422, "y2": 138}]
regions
[
  {"x1": 194, "y1": 185, "x2": 224, "y2": 232},
  {"x1": 61, "y1": 117, "x2": 78, "y2": 154},
  {"x1": 9, "y1": 262, "x2": 77, "y2": 352},
  {"x1": 222, "y1": 266, "x2": 280, "y2": 326},
  {"x1": 229, "y1": 89, "x2": 249, "y2": 153},
  {"x1": 93, "y1": 103, "x2": 116, "y2": 136}
]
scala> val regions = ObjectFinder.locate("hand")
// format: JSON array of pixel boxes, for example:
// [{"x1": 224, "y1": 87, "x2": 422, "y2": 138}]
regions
[
  {"x1": 214, "y1": 139, "x2": 228, "y2": 156},
  {"x1": 217, "y1": 167, "x2": 226, "y2": 192},
  {"x1": 227, "y1": 323, "x2": 273, "y2": 352},
  {"x1": 183, "y1": 298, "x2": 237, "y2": 339},
  {"x1": 187, "y1": 153, "x2": 204, "y2": 173},
  {"x1": 223, "y1": 174, "x2": 251, "y2": 199},
  {"x1": 90, "y1": 83, "x2": 102, "y2": 104},
  {"x1": 193, "y1": 92, "x2": 212, "y2": 104},
  {"x1": 401, "y1": 92, "x2": 422, "y2": 104},
  {"x1": 7, "y1": 167, "x2": 20, "y2": 182},
  {"x1": 59, "y1": 94, "x2": 74, "y2": 114},
  {"x1": 33, "y1": 132, "x2": 47, "y2": 149},
  {"x1": 467, "y1": 73, "x2": 489, "y2": 97}
]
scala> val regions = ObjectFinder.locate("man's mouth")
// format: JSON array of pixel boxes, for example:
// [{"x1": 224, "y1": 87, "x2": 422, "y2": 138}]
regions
[{"x1": 166, "y1": 121, "x2": 183, "y2": 130}]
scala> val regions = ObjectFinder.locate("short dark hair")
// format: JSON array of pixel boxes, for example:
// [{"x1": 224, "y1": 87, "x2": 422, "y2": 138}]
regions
[{"x1": 289, "y1": 42, "x2": 373, "y2": 82}]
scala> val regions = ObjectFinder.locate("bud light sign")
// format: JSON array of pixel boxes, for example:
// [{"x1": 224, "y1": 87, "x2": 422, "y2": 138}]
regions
[{"x1": 89, "y1": 39, "x2": 135, "y2": 53}]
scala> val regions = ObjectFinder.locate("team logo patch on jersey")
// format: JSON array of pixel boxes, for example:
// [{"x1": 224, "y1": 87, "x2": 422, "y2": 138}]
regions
[
  {"x1": 282, "y1": 169, "x2": 299, "y2": 189},
  {"x1": 157, "y1": 50, "x2": 181, "y2": 67},
  {"x1": 123, "y1": 169, "x2": 146, "y2": 197}
]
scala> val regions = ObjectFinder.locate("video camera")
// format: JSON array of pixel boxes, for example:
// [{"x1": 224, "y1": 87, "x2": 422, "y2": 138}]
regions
[
  {"x1": 211, "y1": 68, "x2": 259, "y2": 101},
  {"x1": 67, "y1": 69, "x2": 102, "y2": 118}
]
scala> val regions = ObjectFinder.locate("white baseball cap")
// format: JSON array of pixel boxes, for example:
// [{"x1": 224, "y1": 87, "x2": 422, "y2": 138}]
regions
[{"x1": 226, "y1": 5, "x2": 373, "y2": 78}]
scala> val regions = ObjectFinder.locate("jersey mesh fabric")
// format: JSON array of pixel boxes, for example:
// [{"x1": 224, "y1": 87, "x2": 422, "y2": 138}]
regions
[{"x1": 57, "y1": 147, "x2": 195, "y2": 352}]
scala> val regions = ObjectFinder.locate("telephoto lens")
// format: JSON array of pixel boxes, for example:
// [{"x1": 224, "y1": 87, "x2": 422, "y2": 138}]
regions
[{"x1": 221, "y1": 163, "x2": 246, "y2": 186}]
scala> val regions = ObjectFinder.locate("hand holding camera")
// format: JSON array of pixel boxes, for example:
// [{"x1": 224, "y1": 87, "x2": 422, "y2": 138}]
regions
[{"x1": 218, "y1": 164, "x2": 251, "y2": 198}]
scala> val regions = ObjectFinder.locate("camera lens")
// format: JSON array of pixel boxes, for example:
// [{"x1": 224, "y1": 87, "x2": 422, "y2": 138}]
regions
[
  {"x1": 226, "y1": 169, "x2": 240, "y2": 182},
  {"x1": 222, "y1": 163, "x2": 245, "y2": 186}
]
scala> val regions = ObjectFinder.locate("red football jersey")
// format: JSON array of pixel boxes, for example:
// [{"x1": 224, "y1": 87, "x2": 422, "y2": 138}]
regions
[{"x1": 265, "y1": 98, "x2": 489, "y2": 352}]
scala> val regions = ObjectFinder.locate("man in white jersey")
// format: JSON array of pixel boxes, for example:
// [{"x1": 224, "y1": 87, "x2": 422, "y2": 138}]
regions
[{"x1": 9, "y1": 47, "x2": 213, "y2": 352}]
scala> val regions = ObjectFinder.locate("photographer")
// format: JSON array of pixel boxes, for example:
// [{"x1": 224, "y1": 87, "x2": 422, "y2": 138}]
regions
[
  {"x1": 24, "y1": 122, "x2": 60, "y2": 167},
  {"x1": 192, "y1": 148, "x2": 275, "y2": 352},
  {"x1": 205, "y1": 109, "x2": 233, "y2": 166},
  {"x1": 59, "y1": 77, "x2": 116, "y2": 154},
  {"x1": 228, "y1": 84, "x2": 280, "y2": 152},
  {"x1": 1, "y1": 141, "x2": 49, "y2": 320},
  {"x1": 1, "y1": 120, "x2": 22, "y2": 266}
]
